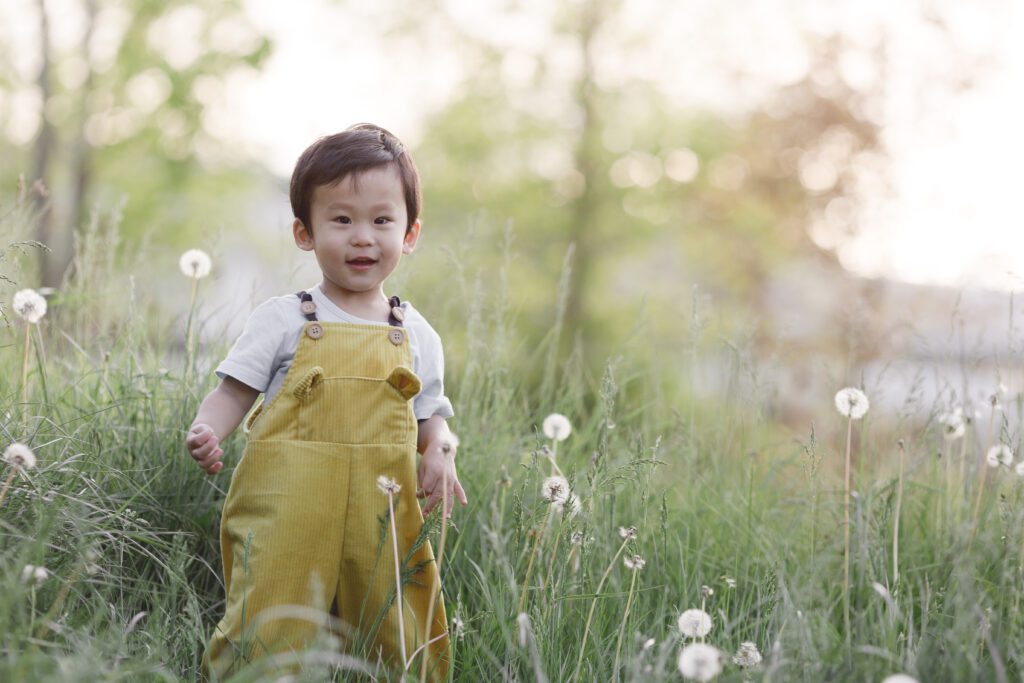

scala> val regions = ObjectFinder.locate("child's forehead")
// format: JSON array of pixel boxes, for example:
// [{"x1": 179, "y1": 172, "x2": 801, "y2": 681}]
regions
[{"x1": 311, "y1": 165, "x2": 404, "y2": 205}]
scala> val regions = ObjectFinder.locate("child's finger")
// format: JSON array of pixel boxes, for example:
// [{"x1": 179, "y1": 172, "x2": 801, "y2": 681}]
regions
[{"x1": 453, "y1": 478, "x2": 468, "y2": 506}]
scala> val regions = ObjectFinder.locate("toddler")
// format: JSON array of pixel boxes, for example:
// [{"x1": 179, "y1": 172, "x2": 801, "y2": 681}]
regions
[{"x1": 187, "y1": 123, "x2": 466, "y2": 680}]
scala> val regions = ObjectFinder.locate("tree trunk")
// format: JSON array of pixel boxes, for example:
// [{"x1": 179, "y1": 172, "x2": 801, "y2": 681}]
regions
[
  {"x1": 30, "y1": 0, "x2": 58, "y2": 286},
  {"x1": 564, "y1": 0, "x2": 607, "y2": 362}
]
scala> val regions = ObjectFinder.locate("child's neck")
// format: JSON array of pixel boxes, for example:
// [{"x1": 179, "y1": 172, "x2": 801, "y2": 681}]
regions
[{"x1": 318, "y1": 281, "x2": 391, "y2": 322}]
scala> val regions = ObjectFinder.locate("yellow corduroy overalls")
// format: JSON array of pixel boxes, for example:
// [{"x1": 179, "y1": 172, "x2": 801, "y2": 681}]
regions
[{"x1": 201, "y1": 291, "x2": 449, "y2": 681}]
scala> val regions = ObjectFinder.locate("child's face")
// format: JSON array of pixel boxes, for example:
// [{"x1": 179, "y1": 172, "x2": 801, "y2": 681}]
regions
[{"x1": 293, "y1": 165, "x2": 419, "y2": 304}]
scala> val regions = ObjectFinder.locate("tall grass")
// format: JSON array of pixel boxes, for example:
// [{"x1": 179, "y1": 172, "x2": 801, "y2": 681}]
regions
[{"x1": 2, "y1": 205, "x2": 1023, "y2": 682}]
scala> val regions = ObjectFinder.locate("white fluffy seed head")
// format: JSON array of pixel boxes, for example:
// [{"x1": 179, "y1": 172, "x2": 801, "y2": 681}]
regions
[
  {"x1": 440, "y1": 432, "x2": 460, "y2": 455},
  {"x1": 541, "y1": 475, "x2": 569, "y2": 504},
  {"x1": 733, "y1": 641, "x2": 763, "y2": 667},
  {"x1": 3, "y1": 442, "x2": 37, "y2": 469},
  {"x1": 677, "y1": 609, "x2": 713, "y2": 638},
  {"x1": 618, "y1": 525, "x2": 638, "y2": 541},
  {"x1": 624, "y1": 554, "x2": 646, "y2": 570},
  {"x1": 677, "y1": 642, "x2": 722, "y2": 682},
  {"x1": 12, "y1": 289, "x2": 47, "y2": 323},
  {"x1": 542, "y1": 413, "x2": 572, "y2": 441},
  {"x1": 375, "y1": 475, "x2": 401, "y2": 495},
  {"x1": 552, "y1": 492, "x2": 581, "y2": 516},
  {"x1": 179, "y1": 249, "x2": 212, "y2": 279},
  {"x1": 834, "y1": 387, "x2": 869, "y2": 419},
  {"x1": 21, "y1": 564, "x2": 49, "y2": 586},
  {"x1": 880, "y1": 675, "x2": 920, "y2": 683},
  {"x1": 986, "y1": 444, "x2": 1014, "y2": 468}
]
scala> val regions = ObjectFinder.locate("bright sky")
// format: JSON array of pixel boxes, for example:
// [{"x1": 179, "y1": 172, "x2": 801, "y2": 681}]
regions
[{"x1": 2, "y1": 0, "x2": 1022, "y2": 292}]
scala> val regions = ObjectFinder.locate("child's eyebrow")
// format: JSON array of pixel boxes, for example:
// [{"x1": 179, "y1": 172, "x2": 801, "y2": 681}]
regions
[{"x1": 326, "y1": 201, "x2": 397, "y2": 211}]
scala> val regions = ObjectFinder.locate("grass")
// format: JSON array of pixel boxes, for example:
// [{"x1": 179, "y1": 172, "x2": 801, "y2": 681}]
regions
[{"x1": 2, "y1": 212, "x2": 1024, "y2": 682}]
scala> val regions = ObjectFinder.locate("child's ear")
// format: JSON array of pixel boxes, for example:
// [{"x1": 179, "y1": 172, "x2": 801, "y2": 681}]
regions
[
  {"x1": 293, "y1": 218, "x2": 314, "y2": 251},
  {"x1": 402, "y1": 220, "x2": 421, "y2": 255}
]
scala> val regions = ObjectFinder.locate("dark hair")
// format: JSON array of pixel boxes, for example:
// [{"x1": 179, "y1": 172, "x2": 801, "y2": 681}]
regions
[{"x1": 289, "y1": 123, "x2": 421, "y2": 234}]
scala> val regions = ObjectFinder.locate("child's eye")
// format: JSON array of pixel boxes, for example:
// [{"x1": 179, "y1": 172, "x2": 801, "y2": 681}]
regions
[
  {"x1": 334, "y1": 216, "x2": 351, "y2": 224},
  {"x1": 374, "y1": 217, "x2": 392, "y2": 225}
]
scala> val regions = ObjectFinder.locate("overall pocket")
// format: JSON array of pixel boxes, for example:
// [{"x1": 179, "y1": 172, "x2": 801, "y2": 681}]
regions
[{"x1": 297, "y1": 374, "x2": 417, "y2": 445}]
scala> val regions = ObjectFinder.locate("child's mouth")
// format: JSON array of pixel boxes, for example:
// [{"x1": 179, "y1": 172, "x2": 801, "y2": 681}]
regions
[{"x1": 347, "y1": 258, "x2": 377, "y2": 271}]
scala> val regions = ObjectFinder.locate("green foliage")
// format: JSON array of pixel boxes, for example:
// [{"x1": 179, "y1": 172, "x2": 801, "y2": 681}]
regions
[{"x1": 0, "y1": 226, "x2": 1022, "y2": 682}]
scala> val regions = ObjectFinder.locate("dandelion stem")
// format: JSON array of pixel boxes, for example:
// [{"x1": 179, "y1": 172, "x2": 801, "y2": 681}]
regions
[
  {"x1": 843, "y1": 414, "x2": 853, "y2": 645},
  {"x1": 612, "y1": 567, "x2": 638, "y2": 681},
  {"x1": 517, "y1": 504, "x2": 551, "y2": 613},
  {"x1": 185, "y1": 277, "x2": 198, "y2": 376},
  {"x1": 956, "y1": 428, "x2": 969, "y2": 527},
  {"x1": 893, "y1": 439, "x2": 905, "y2": 584},
  {"x1": 21, "y1": 322, "x2": 31, "y2": 420},
  {"x1": 541, "y1": 512, "x2": 566, "y2": 593},
  {"x1": 572, "y1": 537, "x2": 630, "y2": 683},
  {"x1": 387, "y1": 490, "x2": 408, "y2": 667},
  {"x1": 0, "y1": 467, "x2": 18, "y2": 508},
  {"x1": 970, "y1": 407, "x2": 998, "y2": 547},
  {"x1": 417, "y1": 467, "x2": 449, "y2": 680}
]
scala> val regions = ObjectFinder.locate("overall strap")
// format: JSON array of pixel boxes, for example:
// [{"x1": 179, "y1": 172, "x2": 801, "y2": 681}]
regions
[{"x1": 295, "y1": 291, "x2": 405, "y2": 328}]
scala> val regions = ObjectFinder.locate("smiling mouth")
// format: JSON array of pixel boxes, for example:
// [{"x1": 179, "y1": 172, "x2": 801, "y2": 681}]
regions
[{"x1": 347, "y1": 258, "x2": 377, "y2": 265}]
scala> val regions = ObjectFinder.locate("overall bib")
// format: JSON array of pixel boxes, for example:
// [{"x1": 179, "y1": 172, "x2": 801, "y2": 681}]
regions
[{"x1": 201, "y1": 292, "x2": 449, "y2": 681}]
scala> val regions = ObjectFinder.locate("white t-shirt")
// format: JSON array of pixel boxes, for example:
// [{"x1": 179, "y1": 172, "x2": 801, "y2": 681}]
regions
[{"x1": 215, "y1": 285, "x2": 454, "y2": 421}]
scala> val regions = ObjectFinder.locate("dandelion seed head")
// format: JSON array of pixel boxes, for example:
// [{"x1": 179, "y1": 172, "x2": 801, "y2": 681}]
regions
[
  {"x1": 733, "y1": 641, "x2": 762, "y2": 667},
  {"x1": 618, "y1": 525, "x2": 638, "y2": 541},
  {"x1": 570, "y1": 530, "x2": 584, "y2": 546},
  {"x1": 516, "y1": 612, "x2": 531, "y2": 647},
  {"x1": 21, "y1": 564, "x2": 49, "y2": 586},
  {"x1": 881, "y1": 675, "x2": 919, "y2": 683},
  {"x1": 986, "y1": 444, "x2": 1014, "y2": 468},
  {"x1": 642, "y1": 637, "x2": 656, "y2": 651},
  {"x1": 3, "y1": 442, "x2": 37, "y2": 469},
  {"x1": 834, "y1": 387, "x2": 869, "y2": 419},
  {"x1": 542, "y1": 413, "x2": 572, "y2": 441},
  {"x1": 1015, "y1": 462, "x2": 1024, "y2": 477},
  {"x1": 179, "y1": 249, "x2": 212, "y2": 279},
  {"x1": 376, "y1": 475, "x2": 401, "y2": 495},
  {"x1": 624, "y1": 554, "x2": 646, "y2": 570},
  {"x1": 939, "y1": 409, "x2": 966, "y2": 440},
  {"x1": 701, "y1": 584, "x2": 714, "y2": 599},
  {"x1": 721, "y1": 575, "x2": 737, "y2": 589},
  {"x1": 541, "y1": 475, "x2": 569, "y2": 504},
  {"x1": 677, "y1": 608, "x2": 713, "y2": 638},
  {"x1": 12, "y1": 289, "x2": 47, "y2": 324},
  {"x1": 677, "y1": 642, "x2": 722, "y2": 682},
  {"x1": 441, "y1": 432, "x2": 460, "y2": 455},
  {"x1": 452, "y1": 616, "x2": 465, "y2": 640},
  {"x1": 552, "y1": 492, "x2": 581, "y2": 516}
]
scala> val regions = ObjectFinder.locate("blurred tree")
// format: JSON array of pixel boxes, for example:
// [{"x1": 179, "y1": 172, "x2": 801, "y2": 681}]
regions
[{"x1": 2, "y1": 0, "x2": 272, "y2": 287}]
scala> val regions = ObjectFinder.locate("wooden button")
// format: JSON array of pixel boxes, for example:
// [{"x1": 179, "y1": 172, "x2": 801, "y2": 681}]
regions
[
  {"x1": 306, "y1": 323, "x2": 324, "y2": 340},
  {"x1": 300, "y1": 300, "x2": 316, "y2": 315},
  {"x1": 388, "y1": 328, "x2": 404, "y2": 345},
  {"x1": 391, "y1": 306, "x2": 405, "y2": 322}
]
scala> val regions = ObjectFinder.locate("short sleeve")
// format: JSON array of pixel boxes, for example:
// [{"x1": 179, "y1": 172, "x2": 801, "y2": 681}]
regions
[
  {"x1": 412, "y1": 324, "x2": 455, "y2": 421},
  {"x1": 215, "y1": 299, "x2": 289, "y2": 393}
]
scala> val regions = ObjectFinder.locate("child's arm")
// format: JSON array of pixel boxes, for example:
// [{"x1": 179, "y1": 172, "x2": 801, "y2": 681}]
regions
[
  {"x1": 416, "y1": 414, "x2": 468, "y2": 517},
  {"x1": 186, "y1": 376, "x2": 260, "y2": 475}
]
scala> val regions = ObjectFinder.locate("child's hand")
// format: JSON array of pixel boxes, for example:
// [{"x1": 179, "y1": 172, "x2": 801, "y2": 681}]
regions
[
  {"x1": 417, "y1": 440, "x2": 467, "y2": 518},
  {"x1": 187, "y1": 423, "x2": 224, "y2": 475}
]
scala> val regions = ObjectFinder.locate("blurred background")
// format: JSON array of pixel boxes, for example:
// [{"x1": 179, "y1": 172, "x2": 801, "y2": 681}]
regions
[{"x1": 1, "y1": 0, "x2": 1022, "y2": 428}]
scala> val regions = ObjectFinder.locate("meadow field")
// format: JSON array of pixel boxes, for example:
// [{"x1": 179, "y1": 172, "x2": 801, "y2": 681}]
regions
[{"x1": 3, "y1": 229, "x2": 1023, "y2": 683}]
